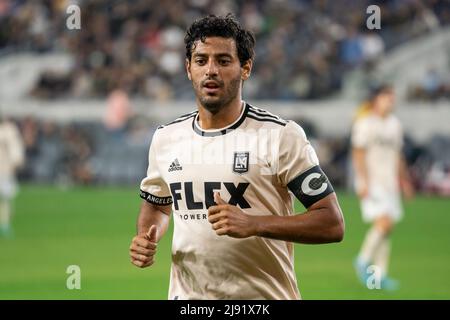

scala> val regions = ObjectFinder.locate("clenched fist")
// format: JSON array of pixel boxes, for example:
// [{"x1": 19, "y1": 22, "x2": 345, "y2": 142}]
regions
[
  {"x1": 130, "y1": 225, "x2": 157, "y2": 268},
  {"x1": 208, "y1": 192, "x2": 257, "y2": 238}
]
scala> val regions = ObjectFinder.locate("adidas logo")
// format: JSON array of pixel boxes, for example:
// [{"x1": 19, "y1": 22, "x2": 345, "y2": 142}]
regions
[{"x1": 168, "y1": 158, "x2": 182, "y2": 172}]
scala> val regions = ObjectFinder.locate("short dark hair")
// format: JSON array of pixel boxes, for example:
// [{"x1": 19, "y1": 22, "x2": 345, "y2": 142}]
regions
[
  {"x1": 184, "y1": 14, "x2": 255, "y2": 66},
  {"x1": 368, "y1": 83, "x2": 393, "y2": 101}
]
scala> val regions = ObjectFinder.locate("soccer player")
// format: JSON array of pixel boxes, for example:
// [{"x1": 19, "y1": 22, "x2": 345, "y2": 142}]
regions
[
  {"x1": 352, "y1": 84, "x2": 414, "y2": 290},
  {"x1": 129, "y1": 14, "x2": 345, "y2": 299},
  {"x1": 0, "y1": 115, "x2": 25, "y2": 238}
]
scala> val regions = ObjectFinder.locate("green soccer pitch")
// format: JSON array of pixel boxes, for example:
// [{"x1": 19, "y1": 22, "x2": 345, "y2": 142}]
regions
[{"x1": 0, "y1": 185, "x2": 449, "y2": 299}]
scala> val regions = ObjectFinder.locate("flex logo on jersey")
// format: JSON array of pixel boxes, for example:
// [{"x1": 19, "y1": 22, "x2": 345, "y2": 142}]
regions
[
  {"x1": 233, "y1": 152, "x2": 249, "y2": 174},
  {"x1": 169, "y1": 182, "x2": 251, "y2": 210}
]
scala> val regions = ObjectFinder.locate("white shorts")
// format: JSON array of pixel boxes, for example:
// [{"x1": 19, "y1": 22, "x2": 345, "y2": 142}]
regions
[
  {"x1": 0, "y1": 177, "x2": 18, "y2": 200},
  {"x1": 361, "y1": 186, "x2": 403, "y2": 223}
]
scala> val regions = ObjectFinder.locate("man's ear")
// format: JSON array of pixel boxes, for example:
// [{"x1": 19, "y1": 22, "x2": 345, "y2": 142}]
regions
[
  {"x1": 241, "y1": 59, "x2": 253, "y2": 81},
  {"x1": 185, "y1": 59, "x2": 192, "y2": 81}
]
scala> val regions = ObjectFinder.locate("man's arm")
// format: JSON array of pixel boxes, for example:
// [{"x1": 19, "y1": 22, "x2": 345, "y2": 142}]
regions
[
  {"x1": 208, "y1": 121, "x2": 344, "y2": 244},
  {"x1": 136, "y1": 200, "x2": 171, "y2": 240},
  {"x1": 254, "y1": 193, "x2": 344, "y2": 244},
  {"x1": 352, "y1": 147, "x2": 369, "y2": 198},
  {"x1": 130, "y1": 200, "x2": 171, "y2": 268},
  {"x1": 208, "y1": 192, "x2": 344, "y2": 244},
  {"x1": 398, "y1": 155, "x2": 415, "y2": 199}
]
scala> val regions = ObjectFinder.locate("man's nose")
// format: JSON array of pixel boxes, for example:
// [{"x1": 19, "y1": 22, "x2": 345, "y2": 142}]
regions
[{"x1": 205, "y1": 60, "x2": 218, "y2": 77}]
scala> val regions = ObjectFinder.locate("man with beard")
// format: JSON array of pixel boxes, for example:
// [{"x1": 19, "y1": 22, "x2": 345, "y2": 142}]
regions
[{"x1": 129, "y1": 14, "x2": 344, "y2": 300}]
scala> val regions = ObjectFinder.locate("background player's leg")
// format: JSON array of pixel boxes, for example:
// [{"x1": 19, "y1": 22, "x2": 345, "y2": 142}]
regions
[
  {"x1": 362, "y1": 215, "x2": 393, "y2": 262},
  {"x1": 355, "y1": 215, "x2": 393, "y2": 285},
  {"x1": 0, "y1": 198, "x2": 12, "y2": 237},
  {"x1": 373, "y1": 216, "x2": 399, "y2": 290},
  {"x1": 355, "y1": 223, "x2": 384, "y2": 284},
  {"x1": 373, "y1": 236, "x2": 390, "y2": 277},
  {"x1": 358, "y1": 224, "x2": 384, "y2": 265}
]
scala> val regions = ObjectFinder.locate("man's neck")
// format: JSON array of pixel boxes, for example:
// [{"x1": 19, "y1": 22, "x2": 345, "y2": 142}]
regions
[
  {"x1": 373, "y1": 109, "x2": 389, "y2": 119},
  {"x1": 197, "y1": 98, "x2": 244, "y2": 130}
]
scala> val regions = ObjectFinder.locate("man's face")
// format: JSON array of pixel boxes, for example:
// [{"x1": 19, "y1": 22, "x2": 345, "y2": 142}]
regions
[
  {"x1": 186, "y1": 36, "x2": 251, "y2": 113},
  {"x1": 375, "y1": 89, "x2": 395, "y2": 116}
]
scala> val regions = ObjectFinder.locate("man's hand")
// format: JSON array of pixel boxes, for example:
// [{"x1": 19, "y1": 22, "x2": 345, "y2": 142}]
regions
[
  {"x1": 208, "y1": 192, "x2": 257, "y2": 238},
  {"x1": 130, "y1": 225, "x2": 157, "y2": 268},
  {"x1": 356, "y1": 180, "x2": 369, "y2": 199},
  {"x1": 401, "y1": 178, "x2": 415, "y2": 200}
]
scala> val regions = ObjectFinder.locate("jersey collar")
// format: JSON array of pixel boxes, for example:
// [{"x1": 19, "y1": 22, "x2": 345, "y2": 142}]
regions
[{"x1": 192, "y1": 102, "x2": 249, "y2": 137}]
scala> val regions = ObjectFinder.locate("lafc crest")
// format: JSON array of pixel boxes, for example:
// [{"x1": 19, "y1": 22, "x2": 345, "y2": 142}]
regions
[{"x1": 233, "y1": 152, "x2": 249, "y2": 174}]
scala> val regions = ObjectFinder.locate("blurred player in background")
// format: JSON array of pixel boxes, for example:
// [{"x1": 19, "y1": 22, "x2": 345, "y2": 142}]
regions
[
  {"x1": 0, "y1": 113, "x2": 25, "y2": 238},
  {"x1": 129, "y1": 14, "x2": 344, "y2": 299},
  {"x1": 352, "y1": 84, "x2": 414, "y2": 290}
]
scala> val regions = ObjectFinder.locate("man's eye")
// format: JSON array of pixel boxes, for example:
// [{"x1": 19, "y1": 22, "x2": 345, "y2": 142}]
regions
[
  {"x1": 219, "y1": 60, "x2": 230, "y2": 65},
  {"x1": 196, "y1": 59, "x2": 206, "y2": 65}
]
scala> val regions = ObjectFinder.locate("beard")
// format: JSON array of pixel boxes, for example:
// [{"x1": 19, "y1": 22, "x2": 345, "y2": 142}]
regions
[{"x1": 194, "y1": 76, "x2": 242, "y2": 114}]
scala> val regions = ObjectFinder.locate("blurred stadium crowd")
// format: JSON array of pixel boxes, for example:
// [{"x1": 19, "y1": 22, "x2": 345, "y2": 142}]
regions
[
  {"x1": 408, "y1": 67, "x2": 450, "y2": 101},
  {"x1": 10, "y1": 114, "x2": 150, "y2": 186},
  {"x1": 4, "y1": 111, "x2": 449, "y2": 196},
  {"x1": 1, "y1": 0, "x2": 450, "y2": 195},
  {"x1": 1, "y1": 0, "x2": 449, "y2": 100}
]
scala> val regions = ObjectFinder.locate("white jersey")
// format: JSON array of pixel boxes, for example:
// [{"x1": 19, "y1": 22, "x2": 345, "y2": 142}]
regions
[
  {"x1": 140, "y1": 102, "x2": 335, "y2": 300},
  {"x1": 351, "y1": 113, "x2": 404, "y2": 222},
  {"x1": 351, "y1": 113, "x2": 403, "y2": 193},
  {"x1": 0, "y1": 121, "x2": 24, "y2": 199}
]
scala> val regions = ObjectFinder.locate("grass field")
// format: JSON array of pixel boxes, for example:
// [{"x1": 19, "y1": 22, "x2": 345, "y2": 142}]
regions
[{"x1": 0, "y1": 185, "x2": 449, "y2": 299}]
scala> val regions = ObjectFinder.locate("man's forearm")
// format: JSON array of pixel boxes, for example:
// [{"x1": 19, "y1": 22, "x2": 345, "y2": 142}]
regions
[
  {"x1": 399, "y1": 155, "x2": 411, "y2": 182},
  {"x1": 137, "y1": 201, "x2": 170, "y2": 242},
  {"x1": 398, "y1": 155, "x2": 415, "y2": 198},
  {"x1": 253, "y1": 195, "x2": 344, "y2": 244}
]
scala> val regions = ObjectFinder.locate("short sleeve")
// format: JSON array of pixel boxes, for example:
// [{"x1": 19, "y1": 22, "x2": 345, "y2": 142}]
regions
[
  {"x1": 351, "y1": 118, "x2": 370, "y2": 148},
  {"x1": 139, "y1": 130, "x2": 173, "y2": 206},
  {"x1": 277, "y1": 121, "x2": 334, "y2": 208}
]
